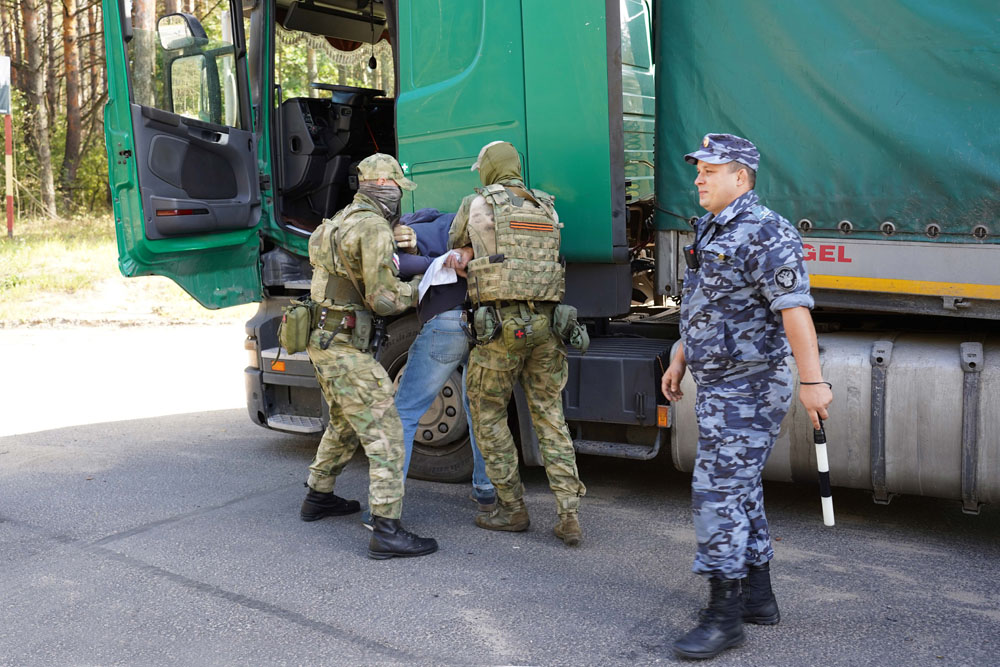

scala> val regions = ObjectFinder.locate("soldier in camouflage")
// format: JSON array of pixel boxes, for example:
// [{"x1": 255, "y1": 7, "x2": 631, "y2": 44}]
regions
[
  {"x1": 300, "y1": 153, "x2": 438, "y2": 560},
  {"x1": 446, "y1": 141, "x2": 587, "y2": 546},
  {"x1": 661, "y1": 134, "x2": 833, "y2": 659}
]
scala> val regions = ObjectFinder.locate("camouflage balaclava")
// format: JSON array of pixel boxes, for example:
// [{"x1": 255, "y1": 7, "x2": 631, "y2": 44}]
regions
[
  {"x1": 356, "y1": 153, "x2": 415, "y2": 223},
  {"x1": 473, "y1": 141, "x2": 522, "y2": 187},
  {"x1": 358, "y1": 181, "x2": 402, "y2": 222}
]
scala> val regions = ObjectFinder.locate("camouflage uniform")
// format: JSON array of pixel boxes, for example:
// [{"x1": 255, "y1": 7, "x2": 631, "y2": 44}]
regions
[
  {"x1": 450, "y1": 144, "x2": 586, "y2": 519},
  {"x1": 680, "y1": 135, "x2": 813, "y2": 579},
  {"x1": 305, "y1": 155, "x2": 418, "y2": 520}
]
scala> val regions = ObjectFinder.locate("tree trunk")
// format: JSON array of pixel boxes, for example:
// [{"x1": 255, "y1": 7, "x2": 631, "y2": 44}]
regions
[
  {"x1": 131, "y1": 0, "x2": 157, "y2": 108},
  {"x1": 306, "y1": 46, "x2": 317, "y2": 97},
  {"x1": 46, "y1": 0, "x2": 59, "y2": 131},
  {"x1": 87, "y1": 3, "x2": 99, "y2": 106},
  {"x1": 11, "y1": 1, "x2": 23, "y2": 89},
  {"x1": 60, "y1": 0, "x2": 83, "y2": 211},
  {"x1": 1, "y1": 3, "x2": 10, "y2": 78},
  {"x1": 21, "y1": 0, "x2": 58, "y2": 218}
]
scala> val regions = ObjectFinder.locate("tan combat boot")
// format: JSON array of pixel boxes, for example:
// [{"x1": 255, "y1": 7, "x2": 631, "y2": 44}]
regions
[
  {"x1": 554, "y1": 513, "x2": 582, "y2": 546},
  {"x1": 474, "y1": 498, "x2": 530, "y2": 532}
]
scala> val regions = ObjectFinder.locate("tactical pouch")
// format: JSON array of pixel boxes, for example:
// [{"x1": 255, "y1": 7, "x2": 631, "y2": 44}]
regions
[
  {"x1": 500, "y1": 306, "x2": 551, "y2": 352},
  {"x1": 472, "y1": 305, "x2": 501, "y2": 345},
  {"x1": 552, "y1": 303, "x2": 590, "y2": 354},
  {"x1": 552, "y1": 304, "x2": 578, "y2": 339},
  {"x1": 351, "y1": 310, "x2": 374, "y2": 351},
  {"x1": 278, "y1": 297, "x2": 313, "y2": 354}
]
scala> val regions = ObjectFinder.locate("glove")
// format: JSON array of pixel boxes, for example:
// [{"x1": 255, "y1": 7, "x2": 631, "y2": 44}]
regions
[{"x1": 393, "y1": 224, "x2": 419, "y2": 254}]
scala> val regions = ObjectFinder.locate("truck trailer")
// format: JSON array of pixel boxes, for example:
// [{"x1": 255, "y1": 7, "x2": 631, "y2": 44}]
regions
[{"x1": 103, "y1": 0, "x2": 999, "y2": 510}]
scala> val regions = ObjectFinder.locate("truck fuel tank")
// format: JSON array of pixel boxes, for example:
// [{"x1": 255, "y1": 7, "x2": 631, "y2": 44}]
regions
[{"x1": 671, "y1": 332, "x2": 1000, "y2": 510}]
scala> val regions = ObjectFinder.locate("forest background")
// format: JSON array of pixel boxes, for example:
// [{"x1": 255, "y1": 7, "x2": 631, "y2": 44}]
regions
[
  {"x1": 1, "y1": 0, "x2": 389, "y2": 220},
  {"x1": 0, "y1": 0, "x2": 386, "y2": 323}
]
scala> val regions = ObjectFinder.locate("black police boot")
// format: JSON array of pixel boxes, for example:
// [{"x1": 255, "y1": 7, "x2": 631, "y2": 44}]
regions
[
  {"x1": 300, "y1": 487, "x2": 361, "y2": 522},
  {"x1": 741, "y1": 562, "x2": 780, "y2": 625},
  {"x1": 673, "y1": 577, "x2": 745, "y2": 660},
  {"x1": 368, "y1": 517, "x2": 439, "y2": 560}
]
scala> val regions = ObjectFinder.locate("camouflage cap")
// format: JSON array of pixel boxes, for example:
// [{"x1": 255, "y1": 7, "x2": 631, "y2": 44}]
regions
[
  {"x1": 357, "y1": 153, "x2": 417, "y2": 190},
  {"x1": 684, "y1": 133, "x2": 759, "y2": 171}
]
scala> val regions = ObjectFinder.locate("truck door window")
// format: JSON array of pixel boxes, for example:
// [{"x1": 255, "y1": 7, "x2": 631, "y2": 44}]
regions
[{"x1": 126, "y1": 0, "x2": 244, "y2": 130}]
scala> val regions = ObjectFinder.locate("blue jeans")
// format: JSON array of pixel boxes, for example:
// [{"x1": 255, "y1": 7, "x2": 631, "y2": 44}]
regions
[{"x1": 395, "y1": 308, "x2": 494, "y2": 499}]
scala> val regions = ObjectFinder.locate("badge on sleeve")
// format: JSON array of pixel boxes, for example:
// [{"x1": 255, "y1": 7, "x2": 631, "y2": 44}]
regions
[
  {"x1": 392, "y1": 252, "x2": 400, "y2": 272},
  {"x1": 773, "y1": 265, "x2": 799, "y2": 293}
]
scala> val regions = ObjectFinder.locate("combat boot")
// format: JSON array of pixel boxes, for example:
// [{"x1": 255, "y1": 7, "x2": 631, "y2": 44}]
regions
[
  {"x1": 553, "y1": 513, "x2": 582, "y2": 546},
  {"x1": 673, "y1": 577, "x2": 745, "y2": 660},
  {"x1": 300, "y1": 487, "x2": 361, "y2": 521},
  {"x1": 741, "y1": 562, "x2": 780, "y2": 625},
  {"x1": 474, "y1": 498, "x2": 530, "y2": 532},
  {"x1": 368, "y1": 517, "x2": 439, "y2": 559}
]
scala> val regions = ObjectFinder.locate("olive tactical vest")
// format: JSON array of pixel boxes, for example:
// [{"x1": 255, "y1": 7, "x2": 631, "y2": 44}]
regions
[
  {"x1": 308, "y1": 200, "x2": 380, "y2": 309},
  {"x1": 466, "y1": 184, "x2": 565, "y2": 304}
]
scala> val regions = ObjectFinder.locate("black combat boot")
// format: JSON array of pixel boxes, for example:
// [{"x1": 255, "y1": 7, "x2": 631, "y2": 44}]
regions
[
  {"x1": 741, "y1": 562, "x2": 780, "y2": 625},
  {"x1": 300, "y1": 487, "x2": 361, "y2": 522},
  {"x1": 673, "y1": 577, "x2": 745, "y2": 660},
  {"x1": 368, "y1": 517, "x2": 439, "y2": 559}
]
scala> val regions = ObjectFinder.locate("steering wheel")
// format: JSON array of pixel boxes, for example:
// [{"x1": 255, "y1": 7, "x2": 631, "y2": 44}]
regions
[{"x1": 309, "y1": 82, "x2": 386, "y2": 97}]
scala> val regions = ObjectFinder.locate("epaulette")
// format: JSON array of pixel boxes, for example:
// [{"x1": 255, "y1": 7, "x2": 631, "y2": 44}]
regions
[{"x1": 750, "y1": 204, "x2": 777, "y2": 222}]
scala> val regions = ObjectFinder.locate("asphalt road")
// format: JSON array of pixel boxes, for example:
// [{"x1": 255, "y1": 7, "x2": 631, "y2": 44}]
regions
[{"x1": 1, "y1": 325, "x2": 998, "y2": 666}]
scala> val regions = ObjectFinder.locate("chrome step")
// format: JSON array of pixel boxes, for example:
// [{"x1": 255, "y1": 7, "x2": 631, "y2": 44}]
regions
[{"x1": 267, "y1": 413, "x2": 323, "y2": 434}]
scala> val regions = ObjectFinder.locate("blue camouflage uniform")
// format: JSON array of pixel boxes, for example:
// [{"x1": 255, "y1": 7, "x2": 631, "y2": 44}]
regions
[{"x1": 680, "y1": 134, "x2": 814, "y2": 579}]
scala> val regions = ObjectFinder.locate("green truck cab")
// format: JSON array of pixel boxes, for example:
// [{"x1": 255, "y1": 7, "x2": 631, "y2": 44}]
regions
[
  {"x1": 104, "y1": 0, "x2": 658, "y2": 481},
  {"x1": 104, "y1": 0, "x2": 999, "y2": 508}
]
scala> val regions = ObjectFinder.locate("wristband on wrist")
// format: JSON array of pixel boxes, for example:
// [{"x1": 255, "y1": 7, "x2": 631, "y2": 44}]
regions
[{"x1": 800, "y1": 381, "x2": 832, "y2": 389}]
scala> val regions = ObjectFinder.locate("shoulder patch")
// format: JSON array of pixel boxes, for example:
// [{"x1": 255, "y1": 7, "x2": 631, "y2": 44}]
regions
[{"x1": 773, "y1": 265, "x2": 799, "y2": 292}]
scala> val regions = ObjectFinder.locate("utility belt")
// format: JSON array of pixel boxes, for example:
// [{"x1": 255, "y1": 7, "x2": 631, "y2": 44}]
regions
[
  {"x1": 275, "y1": 294, "x2": 380, "y2": 356},
  {"x1": 467, "y1": 300, "x2": 589, "y2": 354},
  {"x1": 312, "y1": 303, "x2": 378, "y2": 352}
]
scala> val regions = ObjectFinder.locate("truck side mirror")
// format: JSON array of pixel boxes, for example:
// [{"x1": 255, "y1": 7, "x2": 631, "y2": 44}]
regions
[{"x1": 157, "y1": 12, "x2": 208, "y2": 51}]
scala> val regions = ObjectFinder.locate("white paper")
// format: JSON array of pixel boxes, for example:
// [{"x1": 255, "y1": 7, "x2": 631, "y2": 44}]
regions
[{"x1": 418, "y1": 251, "x2": 459, "y2": 303}]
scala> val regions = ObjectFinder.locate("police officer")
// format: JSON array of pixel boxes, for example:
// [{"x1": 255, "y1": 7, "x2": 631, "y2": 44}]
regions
[
  {"x1": 300, "y1": 153, "x2": 438, "y2": 560},
  {"x1": 446, "y1": 141, "x2": 587, "y2": 546},
  {"x1": 661, "y1": 134, "x2": 833, "y2": 659}
]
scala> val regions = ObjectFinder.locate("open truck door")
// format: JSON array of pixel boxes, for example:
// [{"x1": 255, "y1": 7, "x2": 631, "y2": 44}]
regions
[{"x1": 103, "y1": 0, "x2": 261, "y2": 309}]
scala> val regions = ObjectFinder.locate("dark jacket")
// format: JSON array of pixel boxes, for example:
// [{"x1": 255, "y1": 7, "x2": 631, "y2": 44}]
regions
[{"x1": 397, "y1": 209, "x2": 468, "y2": 323}]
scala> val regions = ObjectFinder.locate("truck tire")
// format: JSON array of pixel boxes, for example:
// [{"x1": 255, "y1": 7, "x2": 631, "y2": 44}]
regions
[{"x1": 377, "y1": 314, "x2": 474, "y2": 483}]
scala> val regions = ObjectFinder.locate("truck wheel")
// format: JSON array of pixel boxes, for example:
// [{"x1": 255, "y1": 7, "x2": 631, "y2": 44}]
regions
[{"x1": 377, "y1": 314, "x2": 474, "y2": 483}]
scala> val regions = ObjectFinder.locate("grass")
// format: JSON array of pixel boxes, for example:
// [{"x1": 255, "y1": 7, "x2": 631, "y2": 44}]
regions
[{"x1": 0, "y1": 215, "x2": 258, "y2": 326}]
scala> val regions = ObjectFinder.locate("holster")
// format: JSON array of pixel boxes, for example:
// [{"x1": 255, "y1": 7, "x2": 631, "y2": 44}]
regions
[{"x1": 351, "y1": 310, "x2": 374, "y2": 351}]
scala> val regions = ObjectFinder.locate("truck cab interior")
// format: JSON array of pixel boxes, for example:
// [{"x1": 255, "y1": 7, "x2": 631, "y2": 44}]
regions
[{"x1": 269, "y1": 0, "x2": 397, "y2": 236}]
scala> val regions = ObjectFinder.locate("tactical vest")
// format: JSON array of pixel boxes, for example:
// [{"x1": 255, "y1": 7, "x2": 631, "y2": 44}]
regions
[
  {"x1": 308, "y1": 200, "x2": 381, "y2": 309},
  {"x1": 466, "y1": 184, "x2": 565, "y2": 304}
]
